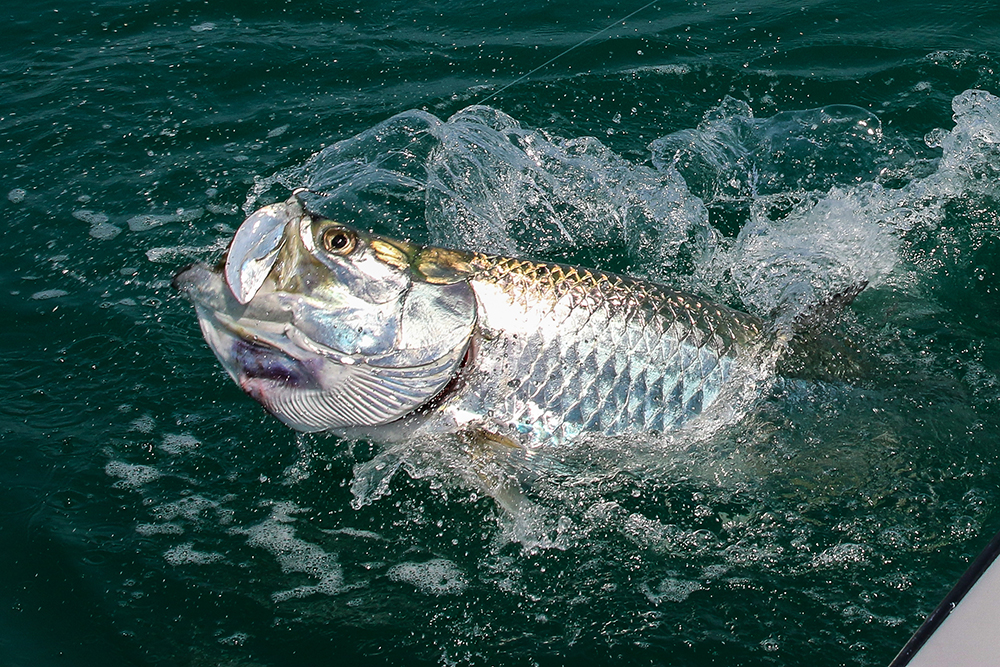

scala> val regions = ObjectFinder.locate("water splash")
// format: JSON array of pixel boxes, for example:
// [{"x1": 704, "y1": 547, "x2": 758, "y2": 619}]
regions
[
  {"x1": 281, "y1": 105, "x2": 713, "y2": 279},
  {"x1": 649, "y1": 96, "x2": 889, "y2": 203},
  {"x1": 334, "y1": 92, "x2": 1000, "y2": 551}
]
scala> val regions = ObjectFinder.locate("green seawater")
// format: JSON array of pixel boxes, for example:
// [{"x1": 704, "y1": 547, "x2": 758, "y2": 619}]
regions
[{"x1": 5, "y1": 1, "x2": 1000, "y2": 665}]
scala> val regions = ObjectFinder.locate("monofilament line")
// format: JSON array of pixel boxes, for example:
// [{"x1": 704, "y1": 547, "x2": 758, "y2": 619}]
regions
[{"x1": 478, "y1": 0, "x2": 660, "y2": 105}]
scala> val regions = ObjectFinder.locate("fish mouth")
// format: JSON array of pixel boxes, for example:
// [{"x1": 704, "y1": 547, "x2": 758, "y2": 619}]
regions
[
  {"x1": 174, "y1": 261, "x2": 239, "y2": 313},
  {"x1": 172, "y1": 263, "x2": 196, "y2": 292},
  {"x1": 199, "y1": 314, "x2": 330, "y2": 429},
  {"x1": 173, "y1": 261, "x2": 324, "y2": 428},
  {"x1": 232, "y1": 338, "x2": 306, "y2": 386}
]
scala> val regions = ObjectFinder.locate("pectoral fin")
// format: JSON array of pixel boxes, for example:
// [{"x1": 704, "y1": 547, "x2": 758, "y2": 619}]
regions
[{"x1": 454, "y1": 427, "x2": 534, "y2": 516}]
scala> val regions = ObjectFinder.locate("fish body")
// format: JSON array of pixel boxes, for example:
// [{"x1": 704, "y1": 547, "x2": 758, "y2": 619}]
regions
[
  {"x1": 448, "y1": 255, "x2": 764, "y2": 444},
  {"x1": 174, "y1": 193, "x2": 766, "y2": 449}
]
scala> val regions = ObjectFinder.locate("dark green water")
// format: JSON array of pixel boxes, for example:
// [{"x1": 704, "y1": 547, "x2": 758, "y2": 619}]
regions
[{"x1": 6, "y1": 1, "x2": 1000, "y2": 665}]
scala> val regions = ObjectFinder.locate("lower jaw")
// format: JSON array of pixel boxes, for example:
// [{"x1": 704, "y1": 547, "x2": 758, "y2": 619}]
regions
[{"x1": 199, "y1": 314, "x2": 316, "y2": 392}]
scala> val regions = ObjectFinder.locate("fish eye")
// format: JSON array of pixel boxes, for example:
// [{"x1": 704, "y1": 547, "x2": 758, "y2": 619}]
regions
[{"x1": 321, "y1": 226, "x2": 357, "y2": 255}]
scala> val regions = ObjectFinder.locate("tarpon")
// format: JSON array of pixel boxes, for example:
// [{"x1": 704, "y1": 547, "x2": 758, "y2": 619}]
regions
[{"x1": 174, "y1": 192, "x2": 792, "y2": 449}]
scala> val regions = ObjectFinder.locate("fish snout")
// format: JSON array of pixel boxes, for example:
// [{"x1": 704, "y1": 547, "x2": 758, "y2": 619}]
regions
[{"x1": 172, "y1": 263, "x2": 199, "y2": 294}]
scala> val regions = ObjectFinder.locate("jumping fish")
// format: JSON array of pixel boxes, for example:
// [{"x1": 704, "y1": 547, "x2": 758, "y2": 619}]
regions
[{"x1": 174, "y1": 191, "x2": 786, "y2": 449}]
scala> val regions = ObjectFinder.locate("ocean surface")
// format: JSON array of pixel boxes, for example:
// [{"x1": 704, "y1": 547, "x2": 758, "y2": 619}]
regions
[{"x1": 5, "y1": 1, "x2": 1000, "y2": 665}]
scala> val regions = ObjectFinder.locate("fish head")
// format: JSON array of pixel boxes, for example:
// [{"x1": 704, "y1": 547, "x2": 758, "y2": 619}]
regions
[{"x1": 174, "y1": 193, "x2": 478, "y2": 432}]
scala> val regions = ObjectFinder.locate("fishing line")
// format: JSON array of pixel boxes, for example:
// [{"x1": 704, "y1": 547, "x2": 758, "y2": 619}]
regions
[{"x1": 478, "y1": 0, "x2": 661, "y2": 105}]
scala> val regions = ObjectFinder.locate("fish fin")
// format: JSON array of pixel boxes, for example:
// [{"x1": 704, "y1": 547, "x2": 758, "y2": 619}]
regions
[
  {"x1": 455, "y1": 427, "x2": 534, "y2": 516},
  {"x1": 350, "y1": 430, "x2": 547, "y2": 544},
  {"x1": 458, "y1": 427, "x2": 524, "y2": 454},
  {"x1": 778, "y1": 281, "x2": 870, "y2": 381},
  {"x1": 349, "y1": 447, "x2": 405, "y2": 508},
  {"x1": 777, "y1": 332, "x2": 869, "y2": 381},
  {"x1": 789, "y1": 281, "x2": 868, "y2": 336},
  {"x1": 414, "y1": 247, "x2": 477, "y2": 284}
]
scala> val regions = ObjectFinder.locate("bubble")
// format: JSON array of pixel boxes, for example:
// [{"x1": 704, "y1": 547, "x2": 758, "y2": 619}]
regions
[
  {"x1": 8, "y1": 188, "x2": 26, "y2": 203},
  {"x1": 812, "y1": 543, "x2": 871, "y2": 569},
  {"x1": 72, "y1": 209, "x2": 109, "y2": 224},
  {"x1": 144, "y1": 237, "x2": 227, "y2": 264},
  {"x1": 217, "y1": 632, "x2": 249, "y2": 647},
  {"x1": 152, "y1": 495, "x2": 228, "y2": 525},
  {"x1": 267, "y1": 124, "x2": 289, "y2": 138},
  {"x1": 232, "y1": 502, "x2": 345, "y2": 601},
  {"x1": 163, "y1": 542, "x2": 224, "y2": 566},
  {"x1": 129, "y1": 416, "x2": 155, "y2": 433},
  {"x1": 161, "y1": 432, "x2": 200, "y2": 455},
  {"x1": 387, "y1": 558, "x2": 468, "y2": 596},
  {"x1": 136, "y1": 522, "x2": 184, "y2": 536},
  {"x1": 206, "y1": 203, "x2": 239, "y2": 216},
  {"x1": 128, "y1": 208, "x2": 203, "y2": 231},
  {"x1": 105, "y1": 461, "x2": 163, "y2": 489},
  {"x1": 89, "y1": 222, "x2": 122, "y2": 240},
  {"x1": 639, "y1": 577, "x2": 703, "y2": 604},
  {"x1": 30, "y1": 289, "x2": 68, "y2": 300}
]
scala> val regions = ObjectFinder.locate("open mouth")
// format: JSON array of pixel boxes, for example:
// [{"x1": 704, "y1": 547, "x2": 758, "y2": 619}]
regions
[
  {"x1": 190, "y1": 302, "x2": 321, "y2": 401},
  {"x1": 232, "y1": 339, "x2": 309, "y2": 388},
  {"x1": 197, "y1": 317, "x2": 334, "y2": 431}
]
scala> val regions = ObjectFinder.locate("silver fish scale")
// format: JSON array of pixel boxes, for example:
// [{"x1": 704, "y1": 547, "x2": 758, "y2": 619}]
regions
[{"x1": 459, "y1": 255, "x2": 766, "y2": 445}]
